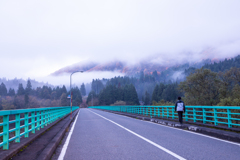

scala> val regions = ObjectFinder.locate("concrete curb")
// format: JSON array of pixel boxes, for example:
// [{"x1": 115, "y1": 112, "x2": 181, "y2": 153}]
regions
[
  {"x1": 36, "y1": 109, "x2": 79, "y2": 160},
  {"x1": 96, "y1": 109, "x2": 240, "y2": 143},
  {"x1": 0, "y1": 110, "x2": 78, "y2": 160}
]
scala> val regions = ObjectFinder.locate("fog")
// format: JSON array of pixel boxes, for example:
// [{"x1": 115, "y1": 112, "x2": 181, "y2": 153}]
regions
[
  {"x1": 0, "y1": 0, "x2": 240, "y2": 85},
  {"x1": 37, "y1": 71, "x2": 125, "y2": 87}
]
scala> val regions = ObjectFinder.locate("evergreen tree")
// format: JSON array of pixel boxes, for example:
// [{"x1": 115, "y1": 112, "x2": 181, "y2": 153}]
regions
[
  {"x1": 0, "y1": 82, "x2": 7, "y2": 96},
  {"x1": 87, "y1": 90, "x2": 97, "y2": 105},
  {"x1": 144, "y1": 91, "x2": 150, "y2": 105},
  {"x1": 71, "y1": 87, "x2": 82, "y2": 105},
  {"x1": 24, "y1": 93, "x2": 29, "y2": 106},
  {"x1": 139, "y1": 71, "x2": 144, "y2": 83},
  {"x1": 17, "y1": 83, "x2": 25, "y2": 95},
  {"x1": 62, "y1": 85, "x2": 67, "y2": 94},
  {"x1": 8, "y1": 88, "x2": 15, "y2": 96},
  {"x1": 60, "y1": 93, "x2": 68, "y2": 106},
  {"x1": 25, "y1": 79, "x2": 32, "y2": 95},
  {"x1": 152, "y1": 84, "x2": 159, "y2": 102},
  {"x1": 80, "y1": 83, "x2": 86, "y2": 96}
]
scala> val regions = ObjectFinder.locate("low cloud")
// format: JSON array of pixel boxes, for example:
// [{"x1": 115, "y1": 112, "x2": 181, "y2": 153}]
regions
[
  {"x1": 0, "y1": 0, "x2": 240, "y2": 84},
  {"x1": 35, "y1": 71, "x2": 125, "y2": 87}
]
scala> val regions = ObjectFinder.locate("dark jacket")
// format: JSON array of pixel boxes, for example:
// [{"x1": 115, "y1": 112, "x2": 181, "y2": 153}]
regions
[{"x1": 175, "y1": 100, "x2": 185, "y2": 112}]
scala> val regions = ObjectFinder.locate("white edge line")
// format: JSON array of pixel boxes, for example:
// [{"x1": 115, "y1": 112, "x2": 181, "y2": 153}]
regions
[
  {"x1": 144, "y1": 120, "x2": 240, "y2": 146},
  {"x1": 90, "y1": 109, "x2": 240, "y2": 147},
  {"x1": 58, "y1": 110, "x2": 80, "y2": 160},
  {"x1": 89, "y1": 109, "x2": 186, "y2": 160}
]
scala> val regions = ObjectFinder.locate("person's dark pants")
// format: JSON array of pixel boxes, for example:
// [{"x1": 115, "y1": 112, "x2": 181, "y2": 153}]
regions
[{"x1": 178, "y1": 111, "x2": 183, "y2": 124}]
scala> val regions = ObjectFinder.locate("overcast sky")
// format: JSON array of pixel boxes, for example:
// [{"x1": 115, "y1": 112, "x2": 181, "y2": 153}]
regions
[{"x1": 1, "y1": 0, "x2": 240, "y2": 85}]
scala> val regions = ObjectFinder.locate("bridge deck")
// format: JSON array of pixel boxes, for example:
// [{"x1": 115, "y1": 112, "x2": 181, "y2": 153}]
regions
[{"x1": 59, "y1": 108, "x2": 240, "y2": 160}]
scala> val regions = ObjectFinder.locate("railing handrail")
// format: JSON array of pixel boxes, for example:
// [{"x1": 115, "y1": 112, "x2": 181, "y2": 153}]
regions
[
  {"x1": 0, "y1": 106, "x2": 79, "y2": 150},
  {"x1": 0, "y1": 106, "x2": 72, "y2": 116},
  {"x1": 90, "y1": 105, "x2": 240, "y2": 109},
  {"x1": 89, "y1": 105, "x2": 240, "y2": 129}
]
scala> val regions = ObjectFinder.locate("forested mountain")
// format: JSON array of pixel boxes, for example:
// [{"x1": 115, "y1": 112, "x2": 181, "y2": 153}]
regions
[
  {"x1": 0, "y1": 80, "x2": 83, "y2": 110},
  {"x1": 0, "y1": 78, "x2": 54, "y2": 91},
  {"x1": 184, "y1": 55, "x2": 240, "y2": 75},
  {"x1": 86, "y1": 55, "x2": 240, "y2": 106}
]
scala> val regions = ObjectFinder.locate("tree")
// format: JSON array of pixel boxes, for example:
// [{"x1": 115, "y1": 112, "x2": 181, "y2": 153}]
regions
[
  {"x1": 71, "y1": 87, "x2": 82, "y2": 106},
  {"x1": 0, "y1": 82, "x2": 7, "y2": 96},
  {"x1": 139, "y1": 71, "x2": 144, "y2": 83},
  {"x1": 25, "y1": 79, "x2": 32, "y2": 95},
  {"x1": 60, "y1": 93, "x2": 68, "y2": 106},
  {"x1": 17, "y1": 83, "x2": 25, "y2": 95},
  {"x1": 179, "y1": 68, "x2": 221, "y2": 105},
  {"x1": 144, "y1": 91, "x2": 150, "y2": 105},
  {"x1": 91, "y1": 79, "x2": 104, "y2": 94},
  {"x1": 25, "y1": 93, "x2": 29, "y2": 106},
  {"x1": 80, "y1": 83, "x2": 86, "y2": 96},
  {"x1": 152, "y1": 84, "x2": 159, "y2": 102},
  {"x1": 87, "y1": 90, "x2": 97, "y2": 105},
  {"x1": 8, "y1": 88, "x2": 15, "y2": 96}
]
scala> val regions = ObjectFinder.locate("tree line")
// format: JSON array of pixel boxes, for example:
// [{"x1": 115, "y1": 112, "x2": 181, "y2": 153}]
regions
[
  {"x1": 86, "y1": 55, "x2": 240, "y2": 106},
  {"x1": 0, "y1": 80, "x2": 87, "y2": 110}
]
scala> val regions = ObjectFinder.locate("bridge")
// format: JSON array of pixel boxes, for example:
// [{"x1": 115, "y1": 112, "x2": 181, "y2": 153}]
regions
[{"x1": 1, "y1": 106, "x2": 240, "y2": 160}]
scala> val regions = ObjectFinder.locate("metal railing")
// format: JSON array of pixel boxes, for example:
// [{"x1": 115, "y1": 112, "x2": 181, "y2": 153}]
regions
[
  {"x1": 0, "y1": 106, "x2": 79, "y2": 150},
  {"x1": 89, "y1": 106, "x2": 240, "y2": 128}
]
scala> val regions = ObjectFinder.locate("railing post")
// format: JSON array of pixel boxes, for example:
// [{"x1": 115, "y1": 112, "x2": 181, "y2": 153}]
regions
[
  {"x1": 185, "y1": 108, "x2": 188, "y2": 121},
  {"x1": 203, "y1": 108, "x2": 206, "y2": 124},
  {"x1": 162, "y1": 107, "x2": 164, "y2": 118},
  {"x1": 31, "y1": 111, "x2": 35, "y2": 133},
  {"x1": 193, "y1": 108, "x2": 196, "y2": 122},
  {"x1": 172, "y1": 107, "x2": 174, "y2": 119},
  {"x1": 15, "y1": 114, "x2": 20, "y2": 143},
  {"x1": 154, "y1": 107, "x2": 157, "y2": 117},
  {"x1": 214, "y1": 108, "x2": 218, "y2": 126},
  {"x1": 3, "y1": 115, "x2": 9, "y2": 150},
  {"x1": 45, "y1": 110, "x2": 48, "y2": 126},
  {"x1": 41, "y1": 111, "x2": 44, "y2": 128},
  {"x1": 37, "y1": 111, "x2": 40, "y2": 130},
  {"x1": 227, "y1": 109, "x2": 232, "y2": 128},
  {"x1": 24, "y1": 112, "x2": 29, "y2": 138},
  {"x1": 167, "y1": 107, "x2": 169, "y2": 118}
]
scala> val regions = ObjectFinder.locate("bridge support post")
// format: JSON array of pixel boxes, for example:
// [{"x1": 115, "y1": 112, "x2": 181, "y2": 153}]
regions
[
  {"x1": 3, "y1": 115, "x2": 9, "y2": 150},
  {"x1": 15, "y1": 114, "x2": 20, "y2": 143}
]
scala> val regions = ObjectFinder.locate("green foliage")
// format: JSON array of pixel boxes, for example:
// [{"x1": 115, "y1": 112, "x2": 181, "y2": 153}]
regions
[
  {"x1": 24, "y1": 93, "x2": 29, "y2": 106},
  {"x1": 86, "y1": 90, "x2": 97, "y2": 105},
  {"x1": 98, "y1": 84, "x2": 139, "y2": 105},
  {"x1": 8, "y1": 88, "x2": 15, "y2": 96},
  {"x1": 60, "y1": 93, "x2": 68, "y2": 106},
  {"x1": 25, "y1": 80, "x2": 32, "y2": 95},
  {"x1": 144, "y1": 91, "x2": 150, "y2": 105},
  {"x1": 80, "y1": 83, "x2": 86, "y2": 96},
  {"x1": 179, "y1": 68, "x2": 221, "y2": 105},
  {"x1": 152, "y1": 99, "x2": 174, "y2": 106},
  {"x1": 17, "y1": 83, "x2": 25, "y2": 95},
  {"x1": 91, "y1": 79, "x2": 104, "y2": 94},
  {"x1": 0, "y1": 82, "x2": 7, "y2": 96},
  {"x1": 70, "y1": 86, "x2": 82, "y2": 106},
  {"x1": 152, "y1": 82, "x2": 183, "y2": 103}
]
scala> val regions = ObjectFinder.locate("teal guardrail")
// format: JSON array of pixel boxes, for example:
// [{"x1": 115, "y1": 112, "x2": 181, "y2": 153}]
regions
[
  {"x1": 89, "y1": 106, "x2": 240, "y2": 128},
  {"x1": 0, "y1": 106, "x2": 79, "y2": 150}
]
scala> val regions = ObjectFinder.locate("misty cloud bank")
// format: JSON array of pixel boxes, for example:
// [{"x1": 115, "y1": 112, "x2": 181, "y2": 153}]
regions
[{"x1": 0, "y1": 0, "x2": 240, "y2": 85}]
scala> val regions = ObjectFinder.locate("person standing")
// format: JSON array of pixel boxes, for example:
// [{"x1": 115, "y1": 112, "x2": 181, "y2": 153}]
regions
[{"x1": 175, "y1": 97, "x2": 185, "y2": 124}]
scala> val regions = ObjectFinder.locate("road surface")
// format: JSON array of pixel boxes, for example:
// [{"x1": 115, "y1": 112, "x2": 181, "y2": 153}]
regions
[{"x1": 58, "y1": 108, "x2": 240, "y2": 160}]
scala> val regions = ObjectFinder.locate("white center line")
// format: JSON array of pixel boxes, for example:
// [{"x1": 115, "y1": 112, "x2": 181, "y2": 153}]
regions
[
  {"x1": 58, "y1": 110, "x2": 80, "y2": 160},
  {"x1": 89, "y1": 109, "x2": 186, "y2": 160}
]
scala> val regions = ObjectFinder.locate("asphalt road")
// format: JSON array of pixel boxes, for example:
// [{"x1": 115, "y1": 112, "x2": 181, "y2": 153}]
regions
[{"x1": 60, "y1": 108, "x2": 240, "y2": 160}]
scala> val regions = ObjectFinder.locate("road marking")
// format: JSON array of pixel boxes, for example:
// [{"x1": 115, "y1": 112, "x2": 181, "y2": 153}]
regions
[
  {"x1": 89, "y1": 109, "x2": 186, "y2": 160},
  {"x1": 144, "y1": 120, "x2": 240, "y2": 146},
  {"x1": 92, "y1": 109, "x2": 240, "y2": 146},
  {"x1": 58, "y1": 110, "x2": 80, "y2": 160}
]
